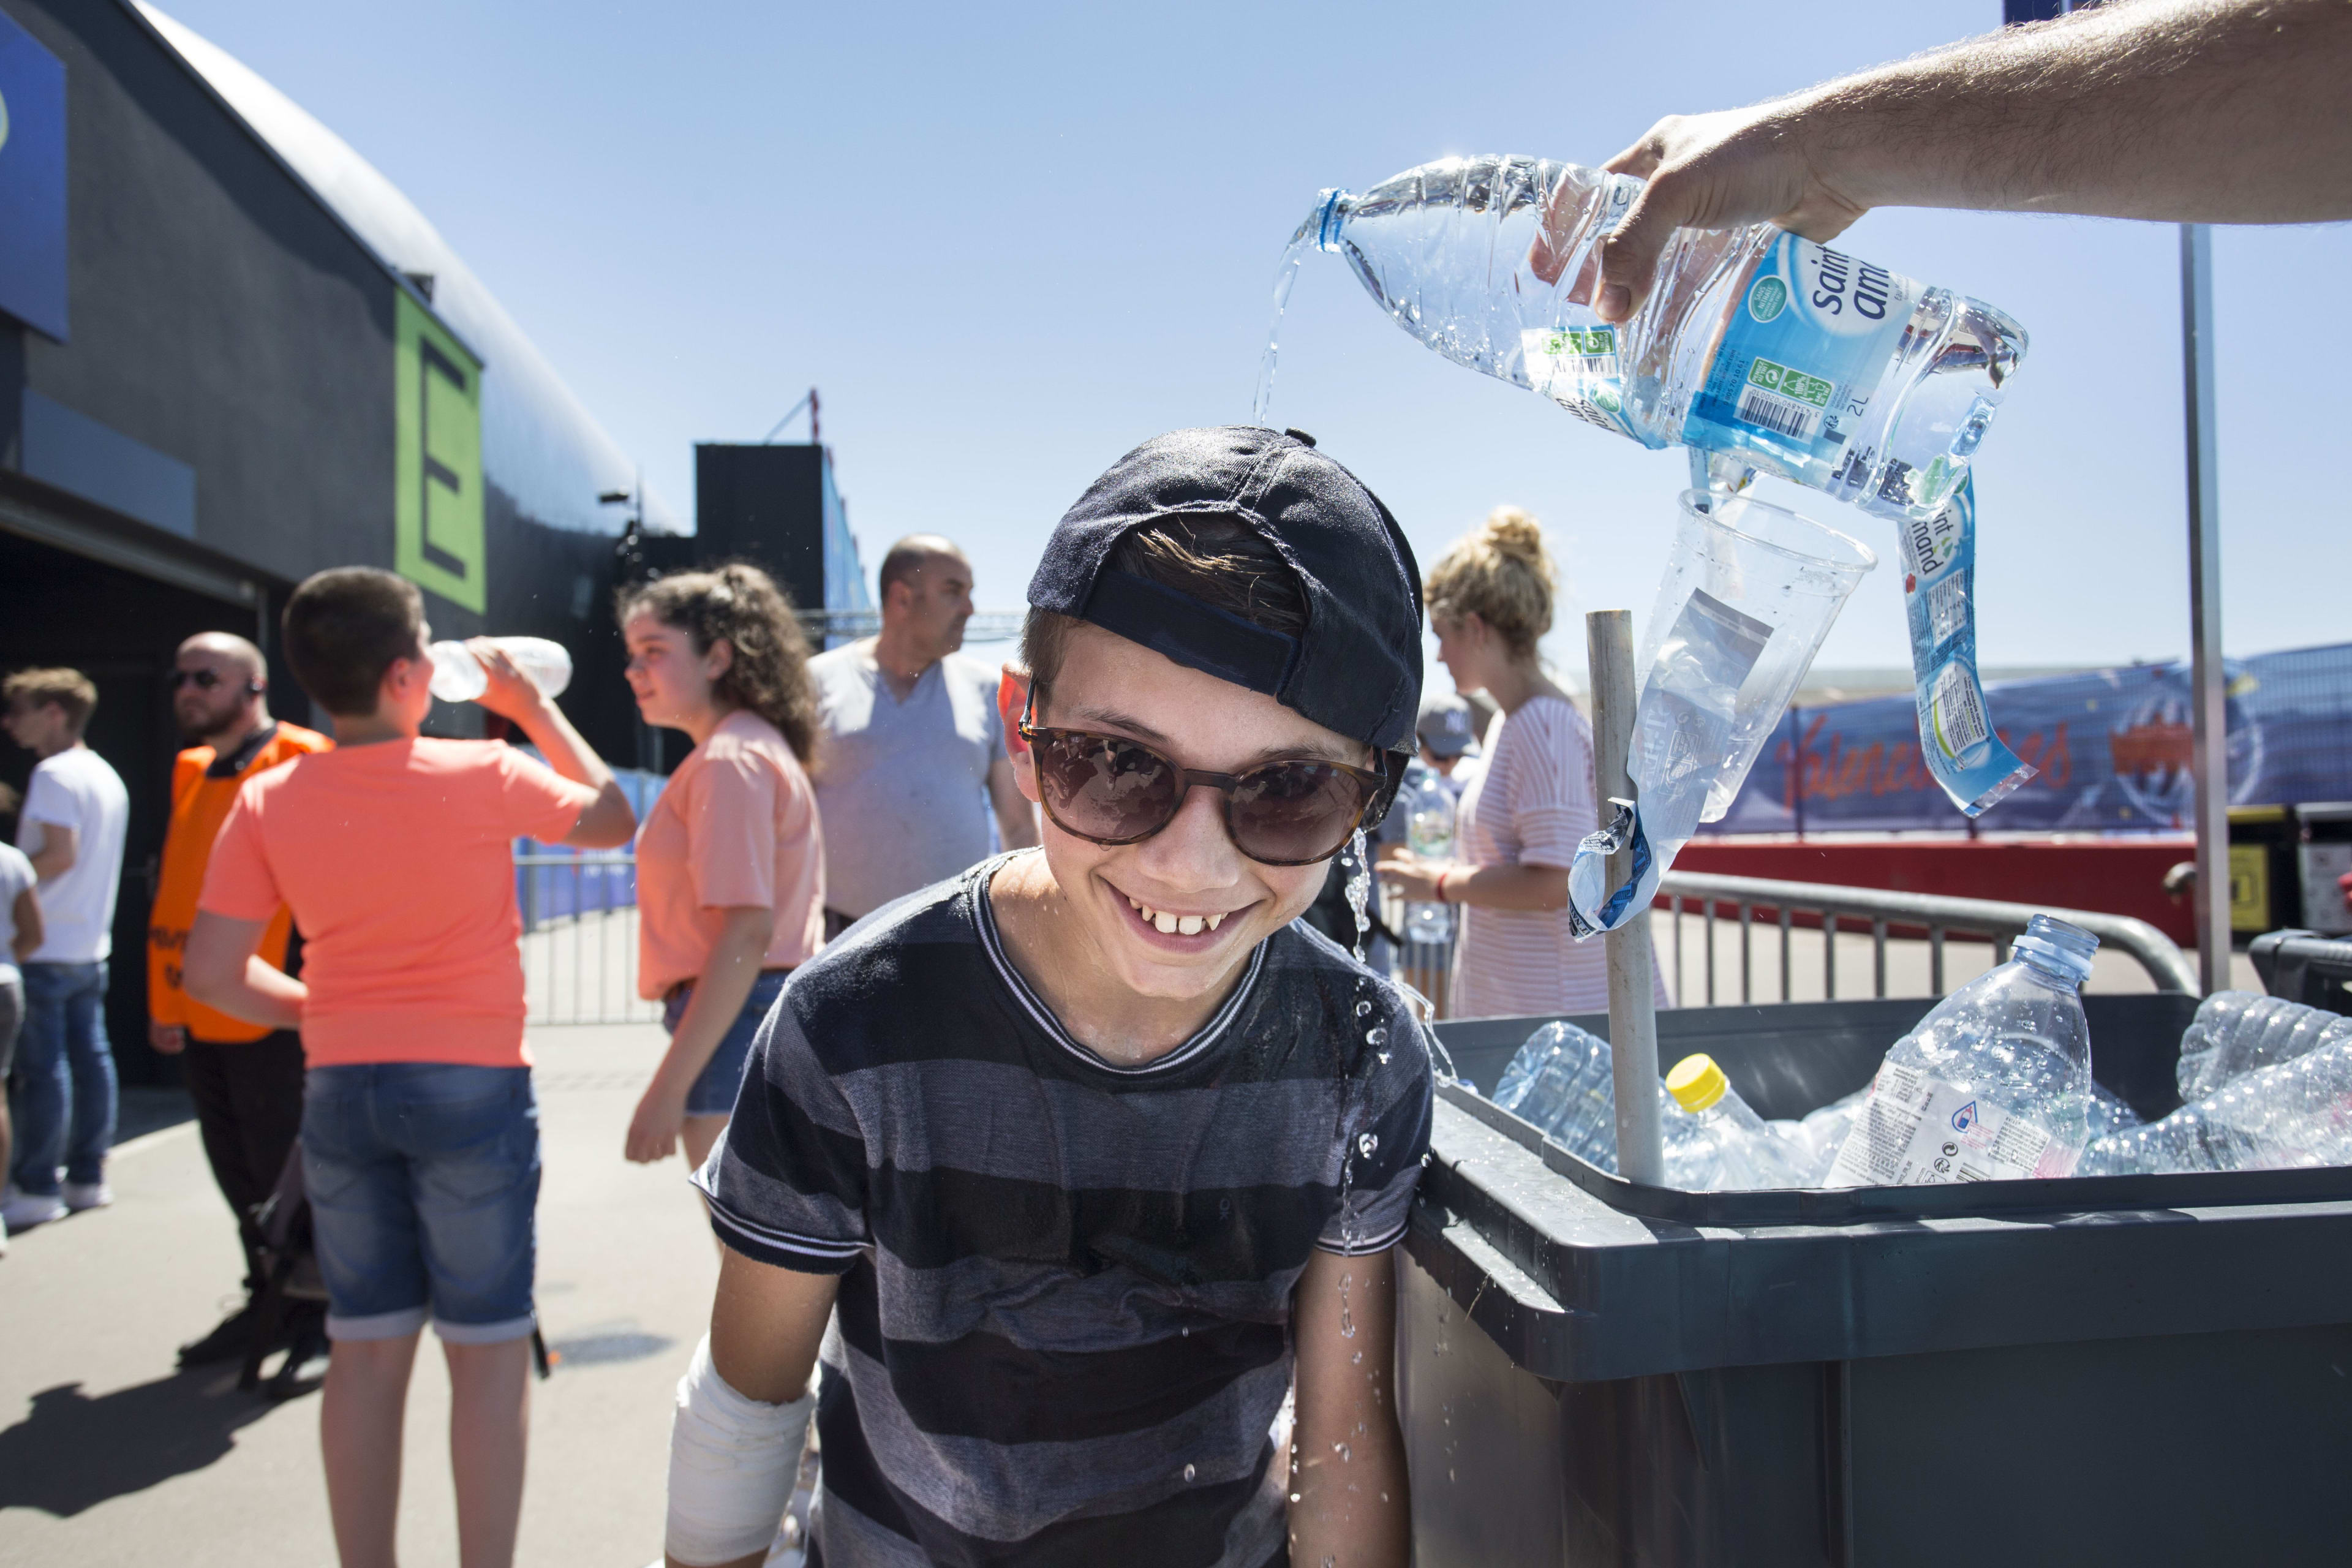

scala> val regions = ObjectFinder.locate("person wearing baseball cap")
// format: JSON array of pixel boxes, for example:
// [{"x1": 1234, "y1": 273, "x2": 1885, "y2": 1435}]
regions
[
  {"x1": 1415, "y1": 692, "x2": 1479, "y2": 788},
  {"x1": 669, "y1": 428, "x2": 1431, "y2": 1568}
]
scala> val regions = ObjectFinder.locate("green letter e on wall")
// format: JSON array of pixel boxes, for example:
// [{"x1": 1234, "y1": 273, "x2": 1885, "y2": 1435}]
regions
[{"x1": 394, "y1": 292, "x2": 486, "y2": 613}]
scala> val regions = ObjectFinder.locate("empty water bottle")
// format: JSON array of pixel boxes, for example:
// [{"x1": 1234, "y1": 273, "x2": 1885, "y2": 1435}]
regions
[
  {"x1": 428, "y1": 636, "x2": 574, "y2": 703},
  {"x1": 2084, "y1": 1079, "x2": 2145, "y2": 1144},
  {"x1": 1400, "y1": 764, "x2": 1457, "y2": 946},
  {"x1": 1662, "y1": 1054, "x2": 1805, "y2": 1190},
  {"x1": 1276, "y1": 155, "x2": 2026, "y2": 522},
  {"x1": 1493, "y1": 1020, "x2": 1623, "y2": 1170},
  {"x1": 2174, "y1": 991, "x2": 2352, "y2": 1102},
  {"x1": 1771, "y1": 1087, "x2": 1868, "y2": 1187},
  {"x1": 2083, "y1": 1041, "x2": 2352, "y2": 1175},
  {"x1": 1825, "y1": 914, "x2": 2099, "y2": 1186}
]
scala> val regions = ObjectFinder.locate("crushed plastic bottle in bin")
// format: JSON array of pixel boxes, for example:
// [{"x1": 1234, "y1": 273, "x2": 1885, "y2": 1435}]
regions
[
  {"x1": 1493, "y1": 1020, "x2": 1624, "y2": 1170},
  {"x1": 427, "y1": 636, "x2": 573, "y2": 703},
  {"x1": 2083, "y1": 1038, "x2": 2352, "y2": 1175},
  {"x1": 1826, "y1": 914, "x2": 2100, "y2": 1186},
  {"x1": 1267, "y1": 154, "x2": 2027, "y2": 524},
  {"x1": 2174, "y1": 992, "x2": 2352, "y2": 1102}
]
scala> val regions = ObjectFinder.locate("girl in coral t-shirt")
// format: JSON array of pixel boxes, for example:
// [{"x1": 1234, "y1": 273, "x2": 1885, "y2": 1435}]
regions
[{"x1": 619, "y1": 565, "x2": 826, "y2": 1176}]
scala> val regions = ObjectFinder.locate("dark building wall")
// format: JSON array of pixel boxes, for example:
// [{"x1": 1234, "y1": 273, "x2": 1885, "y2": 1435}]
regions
[{"x1": 4, "y1": 0, "x2": 404, "y2": 593}]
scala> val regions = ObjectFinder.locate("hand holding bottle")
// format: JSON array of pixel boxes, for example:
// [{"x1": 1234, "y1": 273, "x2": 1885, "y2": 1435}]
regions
[{"x1": 464, "y1": 637, "x2": 557, "y2": 724}]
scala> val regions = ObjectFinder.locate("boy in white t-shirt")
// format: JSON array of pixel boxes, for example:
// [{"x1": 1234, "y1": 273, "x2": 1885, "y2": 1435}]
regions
[{"x1": 2, "y1": 669, "x2": 130, "y2": 1234}]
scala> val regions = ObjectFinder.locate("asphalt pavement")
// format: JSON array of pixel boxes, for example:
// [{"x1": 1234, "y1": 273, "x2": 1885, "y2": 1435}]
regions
[{"x1": 0, "y1": 1022, "x2": 716, "y2": 1568}]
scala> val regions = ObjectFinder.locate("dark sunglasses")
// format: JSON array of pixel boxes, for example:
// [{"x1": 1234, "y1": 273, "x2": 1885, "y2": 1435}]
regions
[
  {"x1": 168, "y1": 669, "x2": 251, "y2": 692},
  {"x1": 1017, "y1": 688, "x2": 1389, "y2": 867}
]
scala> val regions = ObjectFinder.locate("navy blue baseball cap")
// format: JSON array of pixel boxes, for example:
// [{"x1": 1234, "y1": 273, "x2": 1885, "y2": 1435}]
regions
[{"x1": 1027, "y1": 426, "x2": 1425, "y2": 761}]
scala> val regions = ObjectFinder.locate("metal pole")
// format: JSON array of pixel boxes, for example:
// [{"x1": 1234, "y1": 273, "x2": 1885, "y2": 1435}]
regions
[
  {"x1": 1586, "y1": 609, "x2": 1664, "y2": 1185},
  {"x1": 2182, "y1": 222, "x2": 2231, "y2": 994}
]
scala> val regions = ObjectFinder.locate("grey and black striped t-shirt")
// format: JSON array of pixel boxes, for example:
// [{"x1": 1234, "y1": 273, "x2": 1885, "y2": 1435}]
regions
[{"x1": 698, "y1": 856, "x2": 1434, "y2": 1568}]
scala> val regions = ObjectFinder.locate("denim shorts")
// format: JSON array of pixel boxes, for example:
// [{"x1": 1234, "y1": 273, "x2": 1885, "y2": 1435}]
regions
[
  {"x1": 301, "y1": 1063, "x2": 540, "y2": 1344},
  {"x1": 664, "y1": 968, "x2": 790, "y2": 1117}
]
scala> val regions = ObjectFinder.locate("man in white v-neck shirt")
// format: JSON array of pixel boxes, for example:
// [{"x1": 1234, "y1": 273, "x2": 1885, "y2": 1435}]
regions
[{"x1": 809, "y1": 535, "x2": 1036, "y2": 935}]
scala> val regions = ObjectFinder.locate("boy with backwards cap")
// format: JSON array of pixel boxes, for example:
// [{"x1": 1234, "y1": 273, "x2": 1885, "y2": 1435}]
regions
[{"x1": 668, "y1": 428, "x2": 1433, "y2": 1568}]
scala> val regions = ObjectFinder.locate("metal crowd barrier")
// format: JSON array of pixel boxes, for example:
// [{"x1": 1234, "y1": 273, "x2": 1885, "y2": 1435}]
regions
[
  {"x1": 1659, "y1": 868, "x2": 2199, "y2": 1004},
  {"x1": 516, "y1": 851, "x2": 662, "y2": 1026}
]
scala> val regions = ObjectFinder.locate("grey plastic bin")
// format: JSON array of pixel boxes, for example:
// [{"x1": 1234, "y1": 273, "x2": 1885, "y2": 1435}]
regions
[{"x1": 1400, "y1": 994, "x2": 2352, "y2": 1566}]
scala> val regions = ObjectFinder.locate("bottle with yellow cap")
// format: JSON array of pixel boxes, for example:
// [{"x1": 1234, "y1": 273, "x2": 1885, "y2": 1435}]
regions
[{"x1": 1662, "y1": 1054, "x2": 1806, "y2": 1191}]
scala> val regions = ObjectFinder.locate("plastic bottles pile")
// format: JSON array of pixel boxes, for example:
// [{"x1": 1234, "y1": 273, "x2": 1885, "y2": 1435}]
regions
[
  {"x1": 427, "y1": 636, "x2": 574, "y2": 703},
  {"x1": 1662, "y1": 1054, "x2": 1806, "y2": 1189},
  {"x1": 1493, "y1": 1020, "x2": 1624, "y2": 1172},
  {"x1": 1491, "y1": 1023, "x2": 1816, "y2": 1190},
  {"x1": 1283, "y1": 154, "x2": 2027, "y2": 524},
  {"x1": 2175, "y1": 992, "x2": 2352, "y2": 1102},
  {"x1": 2079, "y1": 994, "x2": 2352, "y2": 1176},
  {"x1": 1825, "y1": 916, "x2": 2099, "y2": 1186},
  {"x1": 1489, "y1": 929, "x2": 2352, "y2": 1191}
]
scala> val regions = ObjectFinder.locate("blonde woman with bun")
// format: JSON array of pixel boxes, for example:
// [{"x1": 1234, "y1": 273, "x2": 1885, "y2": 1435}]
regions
[{"x1": 1380, "y1": 508, "x2": 1660, "y2": 1017}]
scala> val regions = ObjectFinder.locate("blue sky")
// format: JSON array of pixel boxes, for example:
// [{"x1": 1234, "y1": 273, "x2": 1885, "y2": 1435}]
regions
[{"x1": 163, "y1": 0, "x2": 2350, "y2": 687}]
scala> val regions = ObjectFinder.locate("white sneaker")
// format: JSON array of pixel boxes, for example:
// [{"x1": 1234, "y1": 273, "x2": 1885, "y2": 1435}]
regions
[
  {"x1": 62, "y1": 1180, "x2": 113, "y2": 1213},
  {"x1": 2, "y1": 1187, "x2": 67, "y2": 1232}
]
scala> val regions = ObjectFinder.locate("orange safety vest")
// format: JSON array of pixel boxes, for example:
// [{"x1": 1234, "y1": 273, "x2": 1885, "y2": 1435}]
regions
[{"x1": 148, "y1": 720, "x2": 331, "y2": 1042}]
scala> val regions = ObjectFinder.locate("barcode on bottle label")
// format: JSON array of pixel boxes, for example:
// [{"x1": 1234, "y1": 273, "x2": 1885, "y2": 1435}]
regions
[
  {"x1": 1735, "y1": 389, "x2": 1817, "y2": 440},
  {"x1": 1735, "y1": 356, "x2": 1831, "y2": 441},
  {"x1": 1929, "y1": 659, "x2": 1991, "y2": 760},
  {"x1": 1823, "y1": 1064, "x2": 2060, "y2": 1188}
]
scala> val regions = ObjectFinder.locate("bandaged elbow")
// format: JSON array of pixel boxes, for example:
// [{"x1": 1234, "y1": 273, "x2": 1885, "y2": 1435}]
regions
[{"x1": 665, "y1": 1334, "x2": 815, "y2": 1566}]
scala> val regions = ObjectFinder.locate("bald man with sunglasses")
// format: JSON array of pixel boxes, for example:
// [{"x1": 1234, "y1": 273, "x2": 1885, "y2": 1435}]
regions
[{"x1": 148, "y1": 631, "x2": 330, "y2": 1366}]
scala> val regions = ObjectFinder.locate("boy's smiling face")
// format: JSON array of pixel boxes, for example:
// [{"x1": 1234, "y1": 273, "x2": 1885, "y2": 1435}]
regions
[{"x1": 1013, "y1": 622, "x2": 1368, "y2": 1005}]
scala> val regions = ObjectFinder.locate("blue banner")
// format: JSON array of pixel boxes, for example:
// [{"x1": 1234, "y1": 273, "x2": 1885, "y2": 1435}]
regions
[
  {"x1": 1699, "y1": 642, "x2": 2352, "y2": 835},
  {"x1": 0, "y1": 10, "x2": 67, "y2": 341}
]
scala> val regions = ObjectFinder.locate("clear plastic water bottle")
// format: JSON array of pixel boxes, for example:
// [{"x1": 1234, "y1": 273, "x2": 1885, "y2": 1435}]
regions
[
  {"x1": 1825, "y1": 914, "x2": 2099, "y2": 1186},
  {"x1": 2084, "y1": 1079, "x2": 2144, "y2": 1144},
  {"x1": 1493, "y1": 1020, "x2": 1623, "y2": 1170},
  {"x1": 2174, "y1": 991, "x2": 2352, "y2": 1102},
  {"x1": 1770, "y1": 1086, "x2": 1868, "y2": 1187},
  {"x1": 1401, "y1": 764, "x2": 1457, "y2": 946},
  {"x1": 1284, "y1": 155, "x2": 2027, "y2": 523},
  {"x1": 1662, "y1": 1054, "x2": 1805, "y2": 1190},
  {"x1": 2082, "y1": 1041, "x2": 2352, "y2": 1176},
  {"x1": 427, "y1": 637, "x2": 574, "y2": 703}
]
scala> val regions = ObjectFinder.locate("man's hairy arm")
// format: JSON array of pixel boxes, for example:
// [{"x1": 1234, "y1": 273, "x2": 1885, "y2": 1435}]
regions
[
  {"x1": 1585, "y1": 0, "x2": 2352, "y2": 319},
  {"x1": 1289, "y1": 1246, "x2": 1409, "y2": 1568},
  {"x1": 666, "y1": 1251, "x2": 839, "y2": 1568}
]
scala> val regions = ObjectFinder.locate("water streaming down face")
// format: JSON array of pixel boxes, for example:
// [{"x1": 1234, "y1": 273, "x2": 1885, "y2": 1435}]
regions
[{"x1": 1343, "y1": 829, "x2": 1372, "y2": 963}]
